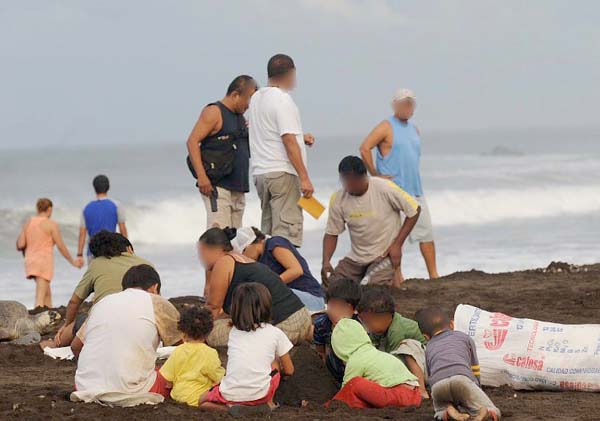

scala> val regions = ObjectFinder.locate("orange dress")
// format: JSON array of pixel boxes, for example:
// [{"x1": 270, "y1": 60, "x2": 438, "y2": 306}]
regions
[{"x1": 24, "y1": 216, "x2": 55, "y2": 282}]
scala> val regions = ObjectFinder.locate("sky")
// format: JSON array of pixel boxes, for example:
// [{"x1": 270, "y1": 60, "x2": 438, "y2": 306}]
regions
[{"x1": 1, "y1": 0, "x2": 599, "y2": 149}]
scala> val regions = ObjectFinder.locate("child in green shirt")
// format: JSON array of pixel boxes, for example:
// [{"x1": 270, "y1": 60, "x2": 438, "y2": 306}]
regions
[
  {"x1": 327, "y1": 318, "x2": 421, "y2": 408},
  {"x1": 357, "y1": 288, "x2": 428, "y2": 398}
]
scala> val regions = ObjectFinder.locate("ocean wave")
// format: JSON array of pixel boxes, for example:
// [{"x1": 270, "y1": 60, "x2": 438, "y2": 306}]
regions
[{"x1": 2, "y1": 184, "x2": 599, "y2": 246}]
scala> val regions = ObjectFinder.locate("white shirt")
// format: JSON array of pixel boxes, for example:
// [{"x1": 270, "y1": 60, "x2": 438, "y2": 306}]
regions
[
  {"x1": 219, "y1": 324, "x2": 293, "y2": 402},
  {"x1": 248, "y1": 86, "x2": 306, "y2": 176},
  {"x1": 73, "y1": 289, "x2": 181, "y2": 403}
]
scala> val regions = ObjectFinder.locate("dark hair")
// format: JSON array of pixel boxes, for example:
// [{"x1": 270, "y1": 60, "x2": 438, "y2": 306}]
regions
[
  {"x1": 89, "y1": 230, "x2": 123, "y2": 258},
  {"x1": 326, "y1": 278, "x2": 362, "y2": 308},
  {"x1": 226, "y1": 75, "x2": 257, "y2": 96},
  {"x1": 415, "y1": 306, "x2": 451, "y2": 337},
  {"x1": 115, "y1": 233, "x2": 133, "y2": 253},
  {"x1": 122, "y1": 264, "x2": 161, "y2": 293},
  {"x1": 267, "y1": 54, "x2": 295, "y2": 79},
  {"x1": 178, "y1": 306, "x2": 214, "y2": 340},
  {"x1": 356, "y1": 287, "x2": 395, "y2": 314},
  {"x1": 230, "y1": 283, "x2": 272, "y2": 332},
  {"x1": 199, "y1": 227, "x2": 236, "y2": 252},
  {"x1": 338, "y1": 156, "x2": 367, "y2": 176},
  {"x1": 250, "y1": 227, "x2": 267, "y2": 244},
  {"x1": 93, "y1": 175, "x2": 110, "y2": 194},
  {"x1": 36, "y1": 198, "x2": 53, "y2": 213}
]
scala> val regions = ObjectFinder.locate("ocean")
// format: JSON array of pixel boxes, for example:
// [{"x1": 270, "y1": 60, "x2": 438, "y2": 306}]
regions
[{"x1": 1, "y1": 127, "x2": 599, "y2": 308}]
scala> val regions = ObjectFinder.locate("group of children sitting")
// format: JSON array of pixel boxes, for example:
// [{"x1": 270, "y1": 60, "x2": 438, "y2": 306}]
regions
[{"x1": 158, "y1": 278, "x2": 501, "y2": 420}]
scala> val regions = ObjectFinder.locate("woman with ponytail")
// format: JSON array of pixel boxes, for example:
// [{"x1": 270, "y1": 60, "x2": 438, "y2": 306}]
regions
[{"x1": 197, "y1": 227, "x2": 312, "y2": 347}]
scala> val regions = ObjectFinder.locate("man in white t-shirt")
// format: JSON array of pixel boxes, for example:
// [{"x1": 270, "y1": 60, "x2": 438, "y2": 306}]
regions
[
  {"x1": 248, "y1": 54, "x2": 315, "y2": 247},
  {"x1": 70, "y1": 264, "x2": 182, "y2": 407}
]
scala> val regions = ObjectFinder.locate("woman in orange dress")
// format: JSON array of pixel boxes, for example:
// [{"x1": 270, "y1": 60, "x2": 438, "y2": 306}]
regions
[{"x1": 16, "y1": 198, "x2": 82, "y2": 309}]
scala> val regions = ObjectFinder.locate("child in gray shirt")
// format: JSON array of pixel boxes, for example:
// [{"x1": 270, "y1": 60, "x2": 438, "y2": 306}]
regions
[{"x1": 416, "y1": 306, "x2": 501, "y2": 421}]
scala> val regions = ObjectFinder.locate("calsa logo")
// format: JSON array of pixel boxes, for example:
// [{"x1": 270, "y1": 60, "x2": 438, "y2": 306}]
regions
[
  {"x1": 503, "y1": 354, "x2": 544, "y2": 371},
  {"x1": 483, "y1": 329, "x2": 508, "y2": 350}
]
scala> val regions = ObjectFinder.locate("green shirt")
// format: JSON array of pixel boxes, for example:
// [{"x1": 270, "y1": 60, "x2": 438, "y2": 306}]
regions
[
  {"x1": 331, "y1": 318, "x2": 417, "y2": 387},
  {"x1": 373, "y1": 312, "x2": 427, "y2": 353},
  {"x1": 74, "y1": 253, "x2": 152, "y2": 304}
]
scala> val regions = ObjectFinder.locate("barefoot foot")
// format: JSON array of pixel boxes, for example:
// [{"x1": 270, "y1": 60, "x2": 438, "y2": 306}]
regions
[{"x1": 446, "y1": 404, "x2": 470, "y2": 420}]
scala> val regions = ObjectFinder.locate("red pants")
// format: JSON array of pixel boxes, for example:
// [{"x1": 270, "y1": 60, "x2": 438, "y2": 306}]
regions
[
  {"x1": 206, "y1": 372, "x2": 281, "y2": 406},
  {"x1": 328, "y1": 377, "x2": 422, "y2": 409},
  {"x1": 149, "y1": 370, "x2": 171, "y2": 398}
]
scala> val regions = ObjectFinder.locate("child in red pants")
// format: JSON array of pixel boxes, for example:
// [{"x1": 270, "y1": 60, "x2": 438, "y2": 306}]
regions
[{"x1": 326, "y1": 318, "x2": 422, "y2": 409}]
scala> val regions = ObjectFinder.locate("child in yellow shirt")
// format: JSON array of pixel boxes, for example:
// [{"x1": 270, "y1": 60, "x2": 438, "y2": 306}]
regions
[{"x1": 159, "y1": 306, "x2": 225, "y2": 407}]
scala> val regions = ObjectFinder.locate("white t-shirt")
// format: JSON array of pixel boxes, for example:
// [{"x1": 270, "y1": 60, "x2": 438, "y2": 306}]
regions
[
  {"x1": 248, "y1": 86, "x2": 306, "y2": 176},
  {"x1": 73, "y1": 288, "x2": 181, "y2": 402},
  {"x1": 219, "y1": 324, "x2": 293, "y2": 402}
]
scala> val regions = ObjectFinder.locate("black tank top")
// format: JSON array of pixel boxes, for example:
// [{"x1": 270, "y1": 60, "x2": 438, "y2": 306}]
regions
[
  {"x1": 210, "y1": 102, "x2": 250, "y2": 193},
  {"x1": 223, "y1": 258, "x2": 304, "y2": 324}
]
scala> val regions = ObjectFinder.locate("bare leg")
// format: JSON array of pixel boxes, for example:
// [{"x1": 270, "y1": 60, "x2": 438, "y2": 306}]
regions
[
  {"x1": 447, "y1": 404, "x2": 470, "y2": 420},
  {"x1": 44, "y1": 282, "x2": 52, "y2": 308},
  {"x1": 34, "y1": 277, "x2": 50, "y2": 308},
  {"x1": 419, "y1": 241, "x2": 439, "y2": 279},
  {"x1": 404, "y1": 355, "x2": 429, "y2": 399}
]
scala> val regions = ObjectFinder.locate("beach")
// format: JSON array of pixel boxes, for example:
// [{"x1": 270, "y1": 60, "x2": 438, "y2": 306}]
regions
[
  {"x1": 2, "y1": 261, "x2": 599, "y2": 420},
  {"x1": 2, "y1": 129, "x2": 600, "y2": 307}
]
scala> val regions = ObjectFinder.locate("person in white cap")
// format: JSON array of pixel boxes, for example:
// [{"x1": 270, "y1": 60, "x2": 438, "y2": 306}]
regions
[{"x1": 359, "y1": 88, "x2": 439, "y2": 279}]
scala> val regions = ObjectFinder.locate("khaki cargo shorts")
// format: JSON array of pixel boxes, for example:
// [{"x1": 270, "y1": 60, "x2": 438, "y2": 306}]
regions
[
  {"x1": 201, "y1": 186, "x2": 246, "y2": 229},
  {"x1": 254, "y1": 171, "x2": 303, "y2": 247}
]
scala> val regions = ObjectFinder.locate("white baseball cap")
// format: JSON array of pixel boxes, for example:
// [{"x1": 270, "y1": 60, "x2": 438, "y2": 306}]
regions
[
  {"x1": 391, "y1": 88, "x2": 416, "y2": 103},
  {"x1": 230, "y1": 226, "x2": 257, "y2": 253}
]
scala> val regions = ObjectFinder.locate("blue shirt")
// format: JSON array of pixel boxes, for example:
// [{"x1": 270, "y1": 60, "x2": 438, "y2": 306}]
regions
[
  {"x1": 376, "y1": 117, "x2": 423, "y2": 197},
  {"x1": 258, "y1": 236, "x2": 324, "y2": 298},
  {"x1": 81, "y1": 198, "x2": 124, "y2": 253}
]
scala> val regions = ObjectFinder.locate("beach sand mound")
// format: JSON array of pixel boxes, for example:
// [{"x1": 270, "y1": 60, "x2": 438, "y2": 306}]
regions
[{"x1": 2, "y1": 263, "x2": 600, "y2": 420}]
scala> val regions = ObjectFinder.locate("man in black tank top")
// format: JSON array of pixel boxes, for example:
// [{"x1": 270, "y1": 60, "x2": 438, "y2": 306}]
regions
[{"x1": 186, "y1": 75, "x2": 258, "y2": 229}]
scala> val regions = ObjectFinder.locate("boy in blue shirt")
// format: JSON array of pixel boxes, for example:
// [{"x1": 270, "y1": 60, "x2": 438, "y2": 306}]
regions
[{"x1": 77, "y1": 175, "x2": 127, "y2": 263}]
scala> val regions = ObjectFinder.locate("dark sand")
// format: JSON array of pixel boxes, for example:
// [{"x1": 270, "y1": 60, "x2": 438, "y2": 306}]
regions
[{"x1": 2, "y1": 261, "x2": 600, "y2": 420}]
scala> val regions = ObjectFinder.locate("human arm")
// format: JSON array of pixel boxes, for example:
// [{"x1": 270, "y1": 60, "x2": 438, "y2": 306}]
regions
[
  {"x1": 359, "y1": 121, "x2": 391, "y2": 177},
  {"x1": 50, "y1": 222, "x2": 82, "y2": 268},
  {"x1": 279, "y1": 352, "x2": 294, "y2": 376},
  {"x1": 186, "y1": 105, "x2": 221, "y2": 196},
  {"x1": 16, "y1": 221, "x2": 28, "y2": 252},
  {"x1": 204, "y1": 349, "x2": 226, "y2": 384},
  {"x1": 282, "y1": 133, "x2": 313, "y2": 198},
  {"x1": 77, "y1": 227, "x2": 86, "y2": 260},
  {"x1": 118, "y1": 223, "x2": 128, "y2": 238},
  {"x1": 321, "y1": 234, "x2": 338, "y2": 283},
  {"x1": 272, "y1": 246, "x2": 304, "y2": 284},
  {"x1": 275, "y1": 329, "x2": 295, "y2": 376},
  {"x1": 116, "y1": 204, "x2": 127, "y2": 237},
  {"x1": 71, "y1": 336, "x2": 84, "y2": 358},
  {"x1": 205, "y1": 257, "x2": 234, "y2": 319},
  {"x1": 55, "y1": 293, "x2": 84, "y2": 345}
]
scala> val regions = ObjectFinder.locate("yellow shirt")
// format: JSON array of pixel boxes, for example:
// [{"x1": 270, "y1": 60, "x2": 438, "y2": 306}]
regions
[{"x1": 159, "y1": 342, "x2": 225, "y2": 407}]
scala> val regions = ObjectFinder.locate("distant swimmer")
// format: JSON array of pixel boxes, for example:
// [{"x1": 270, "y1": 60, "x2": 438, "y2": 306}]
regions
[
  {"x1": 360, "y1": 89, "x2": 439, "y2": 279},
  {"x1": 186, "y1": 75, "x2": 258, "y2": 229},
  {"x1": 16, "y1": 198, "x2": 83, "y2": 309},
  {"x1": 321, "y1": 156, "x2": 420, "y2": 288},
  {"x1": 249, "y1": 54, "x2": 316, "y2": 247},
  {"x1": 77, "y1": 175, "x2": 127, "y2": 265}
]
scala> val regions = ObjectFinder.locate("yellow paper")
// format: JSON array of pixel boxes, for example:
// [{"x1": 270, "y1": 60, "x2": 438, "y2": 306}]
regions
[{"x1": 298, "y1": 196, "x2": 325, "y2": 219}]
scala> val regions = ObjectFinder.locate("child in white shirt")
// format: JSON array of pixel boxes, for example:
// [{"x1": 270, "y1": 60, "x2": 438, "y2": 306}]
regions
[{"x1": 200, "y1": 282, "x2": 295, "y2": 417}]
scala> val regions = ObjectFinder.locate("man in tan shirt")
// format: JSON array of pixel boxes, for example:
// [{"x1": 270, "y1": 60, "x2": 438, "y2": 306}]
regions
[{"x1": 321, "y1": 156, "x2": 421, "y2": 288}]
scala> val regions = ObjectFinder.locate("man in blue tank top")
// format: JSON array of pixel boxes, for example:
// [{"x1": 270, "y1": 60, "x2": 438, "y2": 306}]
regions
[
  {"x1": 77, "y1": 175, "x2": 127, "y2": 263},
  {"x1": 360, "y1": 89, "x2": 439, "y2": 279}
]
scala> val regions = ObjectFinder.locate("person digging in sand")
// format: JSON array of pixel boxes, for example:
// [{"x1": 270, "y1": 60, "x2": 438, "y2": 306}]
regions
[{"x1": 415, "y1": 306, "x2": 501, "y2": 421}]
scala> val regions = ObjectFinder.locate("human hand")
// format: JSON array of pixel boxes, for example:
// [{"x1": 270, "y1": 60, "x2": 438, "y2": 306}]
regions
[
  {"x1": 392, "y1": 267, "x2": 404, "y2": 288},
  {"x1": 54, "y1": 324, "x2": 67, "y2": 346},
  {"x1": 303, "y1": 133, "x2": 315, "y2": 147},
  {"x1": 197, "y1": 175, "x2": 213, "y2": 196},
  {"x1": 72, "y1": 257, "x2": 84, "y2": 269},
  {"x1": 321, "y1": 262, "x2": 334, "y2": 284},
  {"x1": 375, "y1": 174, "x2": 394, "y2": 180},
  {"x1": 300, "y1": 176, "x2": 314, "y2": 198},
  {"x1": 383, "y1": 242, "x2": 403, "y2": 270}
]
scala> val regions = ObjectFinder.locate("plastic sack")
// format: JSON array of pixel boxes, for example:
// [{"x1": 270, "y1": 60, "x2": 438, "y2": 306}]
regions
[{"x1": 454, "y1": 304, "x2": 600, "y2": 392}]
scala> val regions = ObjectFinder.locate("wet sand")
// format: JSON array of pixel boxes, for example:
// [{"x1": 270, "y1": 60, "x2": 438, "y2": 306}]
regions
[{"x1": 2, "y1": 261, "x2": 600, "y2": 420}]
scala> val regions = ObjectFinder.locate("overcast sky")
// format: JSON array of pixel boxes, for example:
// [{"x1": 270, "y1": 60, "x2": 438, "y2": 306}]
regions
[{"x1": 1, "y1": 0, "x2": 599, "y2": 149}]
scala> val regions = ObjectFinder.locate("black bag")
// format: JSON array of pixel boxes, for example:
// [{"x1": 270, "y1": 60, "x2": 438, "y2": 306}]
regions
[{"x1": 186, "y1": 133, "x2": 237, "y2": 183}]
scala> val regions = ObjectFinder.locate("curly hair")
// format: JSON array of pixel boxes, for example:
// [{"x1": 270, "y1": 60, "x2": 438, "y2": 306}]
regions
[
  {"x1": 178, "y1": 306, "x2": 214, "y2": 340},
  {"x1": 89, "y1": 230, "x2": 123, "y2": 258},
  {"x1": 356, "y1": 287, "x2": 396, "y2": 315}
]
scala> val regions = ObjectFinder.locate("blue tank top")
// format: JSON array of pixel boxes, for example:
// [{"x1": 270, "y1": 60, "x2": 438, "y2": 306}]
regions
[{"x1": 375, "y1": 117, "x2": 423, "y2": 197}]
